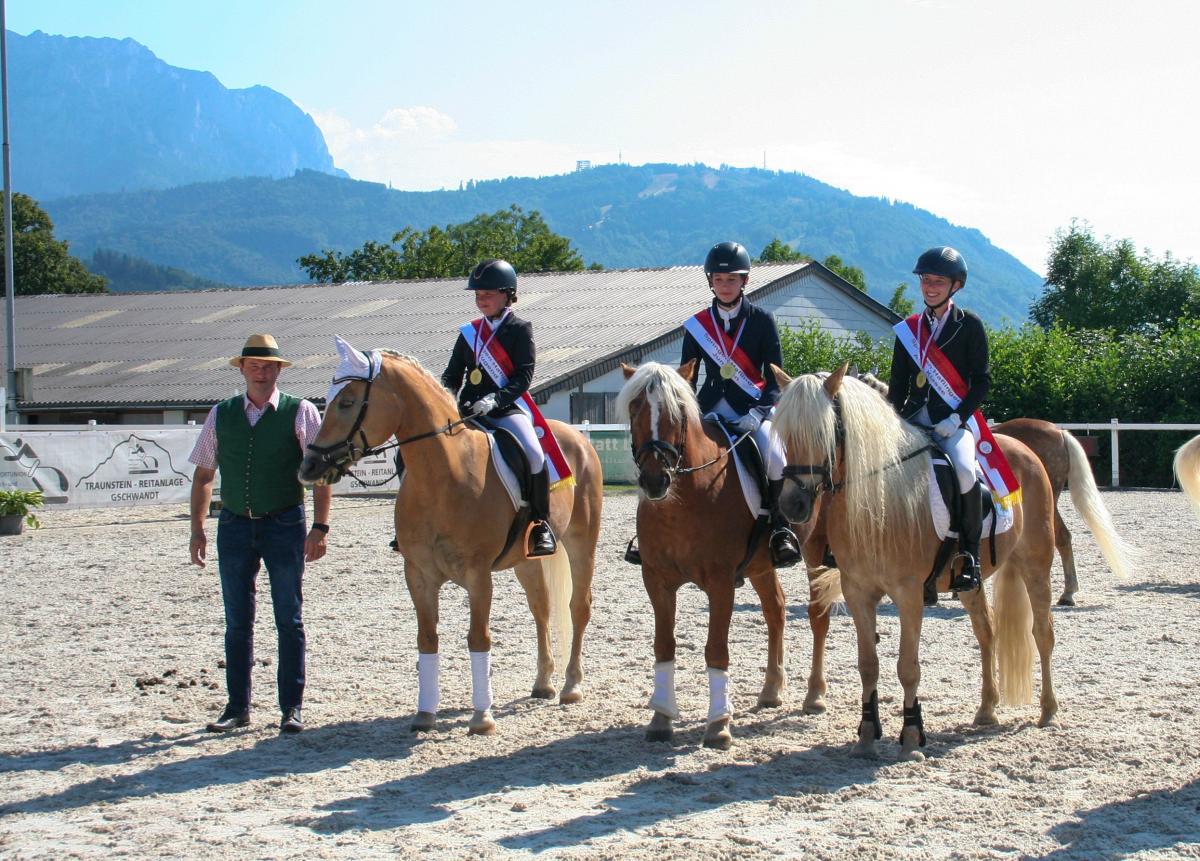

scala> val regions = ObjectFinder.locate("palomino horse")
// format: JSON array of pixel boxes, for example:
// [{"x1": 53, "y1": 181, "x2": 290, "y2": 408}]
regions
[
  {"x1": 616, "y1": 360, "x2": 813, "y2": 749},
  {"x1": 1176, "y1": 434, "x2": 1200, "y2": 519},
  {"x1": 772, "y1": 364, "x2": 1065, "y2": 758},
  {"x1": 851, "y1": 373, "x2": 1134, "y2": 604},
  {"x1": 298, "y1": 350, "x2": 603, "y2": 734}
]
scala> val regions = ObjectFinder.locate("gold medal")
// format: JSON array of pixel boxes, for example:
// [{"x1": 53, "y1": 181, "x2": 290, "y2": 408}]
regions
[
  {"x1": 720, "y1": 363, "x2": 736, "y2": 380},
  {"x1": 915, "y1": 371, "x2": 927, "y2": 388},
  {"x1": 469, "y1": 369, "x2": 483, "y2": 385}
]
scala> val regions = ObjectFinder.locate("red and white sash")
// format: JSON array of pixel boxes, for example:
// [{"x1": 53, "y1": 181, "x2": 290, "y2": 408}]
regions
[
  {"x1": 460, "y1": 319, "x2": 574, "y2": 489},
  {"x1": 682, "y1": 311, "x2": 766, "y2": 400},
  {"x1": 894, "y1": 314, "x2": 1021, "y2": 508}
]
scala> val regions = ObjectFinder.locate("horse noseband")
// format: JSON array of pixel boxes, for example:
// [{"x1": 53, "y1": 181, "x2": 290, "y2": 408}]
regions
[
  {"x1": 633, "y1": 438, "x2": 684, "y2": 475},
  {"x1": 781, "y1": 463, "x2": 840, "y2": 496}
]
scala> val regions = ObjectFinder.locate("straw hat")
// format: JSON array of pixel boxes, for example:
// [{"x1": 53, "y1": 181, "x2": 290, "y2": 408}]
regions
[{"x1": 230, "y1": 334, "x2": 293, "y2": 368}]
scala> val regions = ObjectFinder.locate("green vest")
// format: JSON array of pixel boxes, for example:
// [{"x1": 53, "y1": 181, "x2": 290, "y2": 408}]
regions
[{"x1": 215, "y1": 392, "x2": 305, "y2": 517}]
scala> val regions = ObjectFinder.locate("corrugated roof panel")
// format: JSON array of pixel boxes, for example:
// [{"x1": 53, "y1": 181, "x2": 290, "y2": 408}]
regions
[
  {"x1": 125, "y1": 359, "x2": 180, "y2": 373},
  {"x1": 58, "y1": 309, "x2": 123, "y2": 329},
  {"x1": 330, "y1": 299, "x2": 400, "y2": 319},
  {"x1": 65, "y1": 361, "x2": 124, "y2": 376},
  {"x1": 191, "y1": 305, "x2": 258, "y2": 324}
]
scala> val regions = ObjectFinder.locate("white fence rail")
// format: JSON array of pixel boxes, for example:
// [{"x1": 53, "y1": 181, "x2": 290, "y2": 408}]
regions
[{"x1": 2, "y1": 420, "x2": 1197, "y2": 509}]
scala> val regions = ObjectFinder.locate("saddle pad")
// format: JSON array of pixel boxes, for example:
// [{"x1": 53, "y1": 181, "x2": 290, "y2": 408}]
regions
[
  {"x1": 486, "y1": 430, "x2": 523, "y2": 512},
  {"x1": 928, "y1": 457, "x2": 1013, "y2": 540},
  {"x1": 713, "y1": 422, "x2": 767, "y2": 521}
]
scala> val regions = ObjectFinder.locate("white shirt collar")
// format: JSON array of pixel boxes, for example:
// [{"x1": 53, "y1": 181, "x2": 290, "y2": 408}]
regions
[
  {"x1": 243, "y1": 388, "x2": 280, "y2": 412},
  {"x1": 717, "y1": 299, "x2": 743, "y2": 323}
]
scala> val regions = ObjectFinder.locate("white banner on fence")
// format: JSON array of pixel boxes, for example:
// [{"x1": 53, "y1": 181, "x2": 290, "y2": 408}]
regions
[{"x1": 0, "y1": 427, "x2": 401, "y2": 509}]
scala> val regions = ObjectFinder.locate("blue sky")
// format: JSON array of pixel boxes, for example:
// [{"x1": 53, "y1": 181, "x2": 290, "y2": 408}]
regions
[{"x1": 9, "y1": 0, "x2": 1200, "y2": 273}]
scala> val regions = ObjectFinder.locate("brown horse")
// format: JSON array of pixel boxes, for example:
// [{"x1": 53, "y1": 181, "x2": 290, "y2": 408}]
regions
[
  {"x1": 849, "y1": 373, "x2": 1134, "y2": 604},
  {"x1": 616, "y1": 360, "x2": 807, "y2": 749},
  {"x1": 1176, "y1": 434, "x2": 1200, "y2": 519},
  {"x1": 773, "y1": 364, "x2": 1068, "y2": 758},
  {"x1": 298, "y1": 349, "x2": 603, "y2": 735}
]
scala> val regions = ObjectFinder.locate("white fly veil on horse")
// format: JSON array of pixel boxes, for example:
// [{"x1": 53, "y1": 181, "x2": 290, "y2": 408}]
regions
[{"x1": 326, "y1": 336, "x2": 383, "y2": 405}]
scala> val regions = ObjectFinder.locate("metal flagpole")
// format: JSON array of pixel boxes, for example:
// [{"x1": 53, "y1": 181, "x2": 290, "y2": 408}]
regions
[{"x1": 1, "y1": 0, "x2": 17, "y2": 426}]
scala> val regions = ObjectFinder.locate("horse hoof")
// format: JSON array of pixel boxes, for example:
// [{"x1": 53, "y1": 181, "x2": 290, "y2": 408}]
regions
[
  {"x1": 530, "y1": 685, "x2": 557, "y2": 700},
  {"x1": 1056, "y1": 595, "x2": 1076, "y2": 607},
  {"x1": 559, "y1": 684, "x2": 584, "y2": 705},
  {"x1": 898, "y1": 748, "x2": 926, "y2": 762},
  {"x1": 411, "y1": 711, "x2": 436, "y2": 733},
  {"x1": 703, "y1": 716, "x2": 733, "y2": 750},
  {"x1": 803, "y1": 694, "x2": 828, "y2": 715},
  {"x1": 974, "y1": 708, "x2": 999, "y2": 726},
  {"x1": 1038, "y1": 712, "x2": 1060, "y2": 728},
  {"x1": 646, "y1": 712, "x2": 673, "y2": 742},
  {"x1": 757, "y1": 693, "x2": 783, "y2": 710},
  {"x1": 851, "y1": 741, "x2": 878, "y2": 759},
  {"x1": 469, "y1": 710, "x2": 497, "y2": 735}
]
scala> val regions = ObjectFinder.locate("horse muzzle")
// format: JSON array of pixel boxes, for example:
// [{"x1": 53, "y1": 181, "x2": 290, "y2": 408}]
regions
[
  {"x1": 298, "y1": 447, "x2": 350, "y2": 487},
  {"x1": 638, "y1": 470, "x2": 672, "y2": 501}
]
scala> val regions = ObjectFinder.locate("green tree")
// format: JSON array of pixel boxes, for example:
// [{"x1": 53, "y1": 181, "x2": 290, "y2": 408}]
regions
[
  {"x1": 299, "y1": 205, "x2": 586, "y2": 282},
  {"x1": 755, "y1": 238, "x2": 809, "y2": 264},
  {"x1": 887, "y1": 283, "x2": 914, "y2": 317},
  {"x1": 822, "y1": 254, "x2": 867, "y2": 292},
  {"x1": 2, "y1": 193, "x2": 107, "y2": 294},
  {"x1": 779, "y1": 320, "x2": 892, "y2": 377},
  {"x1": 1031, "y1": 221, "x2": 1200, "y2": 333}
]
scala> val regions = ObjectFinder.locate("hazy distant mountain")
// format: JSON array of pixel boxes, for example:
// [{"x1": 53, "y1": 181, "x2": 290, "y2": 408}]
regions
[
  {"x1": 8, "y1": 29, "x2": 343, "y2": 200},
  {"x1": 86, "y1": 249, "x2": 231, "y2": 293},
  {"x1": 47, "y1": 164, "x2": 1043, "y2": 322}
]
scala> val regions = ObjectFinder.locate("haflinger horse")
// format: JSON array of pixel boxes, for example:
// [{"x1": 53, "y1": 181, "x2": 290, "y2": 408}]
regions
[
  {"x1": 616, "y1": 360, "x2": 817, "y2": 750},
  {"x1": 852, "y1": 372, "x2": 1135, "y2": 605},
  {"x1": 298, "y1": 348, "x2": 603, "y2": 735},
  {"x1": 772, "y1": 363, "x2": 1066, "y2": 759},
  {"x1": 1175, "y1": 433, "x2": 1200, "y2": 520}
]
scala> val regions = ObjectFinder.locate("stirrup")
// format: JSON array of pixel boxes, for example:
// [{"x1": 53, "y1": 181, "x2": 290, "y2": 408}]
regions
[
  {"x1": 624, "y1": 537, "x2": 642, "y2": 565},
  {"x1": 769, "y1": 528, "x2": 801, "y2": 568},
  {"x1": 949, "y1": 552, "x2": 981, "y2": 593}
]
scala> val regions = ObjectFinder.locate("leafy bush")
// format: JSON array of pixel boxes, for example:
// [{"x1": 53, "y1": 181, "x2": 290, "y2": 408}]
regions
[{"x1": 0, "y1": 489, "x2": 44, "y2": 528}]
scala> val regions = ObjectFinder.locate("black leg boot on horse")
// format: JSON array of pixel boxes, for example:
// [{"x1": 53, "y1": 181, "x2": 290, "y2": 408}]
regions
[
  {"x1": 951, "y1": 488, "x2": 983, "y2": 593},
  {"x1": 526, "y1": 468, "x2": 558, "y2": 558},
  {"x1": 767, "y1": 479, "x2": 802, "y2": 568}
]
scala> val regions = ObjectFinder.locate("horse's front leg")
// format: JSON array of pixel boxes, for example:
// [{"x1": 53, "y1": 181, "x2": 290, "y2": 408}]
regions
[
  {"x1": 841, "y1": 574, "x2": 884, "y2": 758},
  {"x1": 893, "y1": 584, "x2": 927, "y2": 759},
  {"x1": 804, "y1": 564, "x2": 831, "y2": 714},
  {"x1": 643, "y1": 567, "x2": 679, "y2": 743},
  {"x1": 749, "y1": 567, "x2": 787, "y2": 709},
  {"x1": 466, "y1": 573, "x2": 496, "y2": 735},
  {"x1": 405, "y1": 562, "x2": 442, "y2": 733},
  {"x1": 702, "y1": 578, "x2": 736, "y2": 750}
]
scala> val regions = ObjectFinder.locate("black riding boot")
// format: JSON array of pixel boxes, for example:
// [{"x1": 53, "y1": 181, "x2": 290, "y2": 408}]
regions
[
  {"x1": 767, "y1": 479, "x2": 802, "y2": 568},
  {"x1": 527, "y1": 469, "x2": 558, "y2": 558},
  {"x1": 951, "y1": 488, "x2": 982, "y2": 593}
]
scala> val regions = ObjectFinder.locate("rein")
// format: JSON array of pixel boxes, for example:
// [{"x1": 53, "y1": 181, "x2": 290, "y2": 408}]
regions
[{"x1": 629, "y1": 399, "x2": 752, "y2": 479}]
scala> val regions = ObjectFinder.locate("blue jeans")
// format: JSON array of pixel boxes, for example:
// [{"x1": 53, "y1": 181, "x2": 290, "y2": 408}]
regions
[{"x1": 216, "y1": 504, "x2": 306, "y2": 712}]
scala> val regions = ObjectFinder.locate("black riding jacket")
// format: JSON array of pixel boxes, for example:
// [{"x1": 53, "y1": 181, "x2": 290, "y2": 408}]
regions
[
  {"x1": 680, "y1": 296, "x2": 784, "y2": 418},
  {"x1": 888, "y1": 304, "x2": 991, "y2": 424},
  {"x1": 441, "y1": 313, "x2": 535, "y2": 419}
]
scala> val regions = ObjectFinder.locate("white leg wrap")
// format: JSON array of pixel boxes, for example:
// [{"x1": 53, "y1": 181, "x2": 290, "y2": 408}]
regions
[
  {"x1": 470, "y1": 651, "x2": 493, "y2": 713},
  {"x1": 417, "y1": 653, "x2": 440, "y2": 714},
  {"x1": 707, "y1": 666, "x2": 732, "y2": 723},
  {"x1": 649, "y1": 660, "x2": 680, "y2": 719}
]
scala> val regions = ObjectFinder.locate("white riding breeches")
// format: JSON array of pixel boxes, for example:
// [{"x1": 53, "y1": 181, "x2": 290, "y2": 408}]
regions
[
  {"x1": 914, "y1": 406, "x2": 977, "y2": 493},
  {"x1": 708, "y1": 398, "x2": 785, "y2": 481},
  {"x1": 491, "y1": 411, "x2": 545, "y2": 474}
]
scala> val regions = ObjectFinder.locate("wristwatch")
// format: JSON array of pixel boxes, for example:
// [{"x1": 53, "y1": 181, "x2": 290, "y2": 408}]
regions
[{"x1": 310, "y1": 523, "x2": 329, "y2": 534}]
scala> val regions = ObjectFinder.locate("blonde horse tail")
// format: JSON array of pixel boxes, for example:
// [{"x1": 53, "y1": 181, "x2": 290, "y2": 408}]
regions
[
  {"x1": 808, "y1": 565, "x2": 843, "y2": 613},
  {"x1": 1063, "y1": 431, "x2": 1137, "y2": 579},
  {"x1": 541, "y1": 546, "x2": 573, "y2": 673},
  {"x1": 1174, "y1": 434, "x2": 1200, "y2": 521},
  {"x1": 993, "y1": 564, "x2": 1035, "y2": 706}
]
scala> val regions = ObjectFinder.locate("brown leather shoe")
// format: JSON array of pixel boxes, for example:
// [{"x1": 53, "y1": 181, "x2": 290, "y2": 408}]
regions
[{"x1": 206, "y1": 707, "x2": 250, "y2": 733}]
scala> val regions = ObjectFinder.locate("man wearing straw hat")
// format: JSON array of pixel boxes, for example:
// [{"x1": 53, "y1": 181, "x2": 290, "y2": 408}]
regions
[{"x1": 188, "y1": 334, "x2": 331, "y2": 735}]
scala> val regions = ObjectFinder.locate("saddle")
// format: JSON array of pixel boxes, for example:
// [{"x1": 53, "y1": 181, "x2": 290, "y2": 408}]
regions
[{"x1": 924, "y1": 452, "x2": 1000, "y2": 603}]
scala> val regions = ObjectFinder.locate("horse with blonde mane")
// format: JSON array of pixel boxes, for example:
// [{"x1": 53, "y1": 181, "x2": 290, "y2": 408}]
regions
[
  {"x1": 616, "y1": 360, "x2": 822, "y2": 749},
  {"x1": 772, "y1": 363, "x2": 1068, "y2": 758},
  {"x1": 299, "y1": 348, "x2": 602, "y2": 735},
  {"x1": 1176, "y1": 434, "x2": 1200, "y2": 520}
]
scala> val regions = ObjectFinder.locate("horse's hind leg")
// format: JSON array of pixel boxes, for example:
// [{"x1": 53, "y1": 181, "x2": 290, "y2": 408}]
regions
[
  {"x1": 1055, "y1": 508, "x2": 1079, "y2": 606},
  {"x1": 749, "y1": 568, "x2": 786, "y2": 709},
  {"x1": 1023, "y1": 562, "x2": 1059, "y2": 727},
  {"x1": 560, "y1": 535, "x2": 596, "y2": 704},
  {"x1": 959, "y1": 578, "x2": 999, "y2": 726},
  {"x1": 514, "y1": 559, "x2": 556, "y2": 700}
]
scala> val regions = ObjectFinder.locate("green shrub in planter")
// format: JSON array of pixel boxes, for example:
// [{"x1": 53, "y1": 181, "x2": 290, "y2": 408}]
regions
[{"x1": 0, "y1": 489, "x2": 44, "y2": 529}]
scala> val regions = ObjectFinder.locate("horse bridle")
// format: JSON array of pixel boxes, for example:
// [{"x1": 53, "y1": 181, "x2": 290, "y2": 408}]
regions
[{"x1": 628, "y1": 399, "x2": 751, "y2": 479}]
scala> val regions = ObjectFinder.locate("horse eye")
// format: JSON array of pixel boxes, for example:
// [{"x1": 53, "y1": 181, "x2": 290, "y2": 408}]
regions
[{"x1": 339, "y1": 397, "x2": 355, "y2": 409}]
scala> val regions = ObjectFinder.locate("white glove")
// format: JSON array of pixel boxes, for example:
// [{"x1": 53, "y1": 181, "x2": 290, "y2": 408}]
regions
[
  {"x1": 736, "y1": 412, "x2": 762, "y2": 433},
  {"x1": 933, "y1": 413, "x2": 961, "y2": 438},
  {"x1": 471, "y1": 394, "x2": 499, "y2": 415}
]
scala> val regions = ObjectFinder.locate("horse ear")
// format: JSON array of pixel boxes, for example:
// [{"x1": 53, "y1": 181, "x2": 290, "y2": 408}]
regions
[
  {"x1": 621, "y1": 363, "x2": 637, "y2": 380},
  {"x1": 770, "y1": 363, "x2": 792, "y2": 388},
  {"x1": 824, "y1": 362, "x2": 849, "y2": 397},
  {"x1": 677, "y1": 359, "x2": 698, "y2": 383}
]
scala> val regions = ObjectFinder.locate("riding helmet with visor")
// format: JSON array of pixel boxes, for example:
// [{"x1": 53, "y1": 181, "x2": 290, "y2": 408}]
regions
[
  {"x1": 913, "y1": 246, "x2": 968, "y2": 288},
  {"x1": 465, "y1": 258, "x2": 518, "y2": 293},
  {"x1": 703, "y1": 241, "x2": 752, "y2": 276}
]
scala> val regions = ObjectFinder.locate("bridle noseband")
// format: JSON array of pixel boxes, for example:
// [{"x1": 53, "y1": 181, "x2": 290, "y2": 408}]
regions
[{"x1": 629, "y1": 398, "x2": 753, "y2": 481}]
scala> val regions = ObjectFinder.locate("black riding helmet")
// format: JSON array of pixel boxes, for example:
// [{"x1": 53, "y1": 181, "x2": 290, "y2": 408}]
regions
[
  {"x1": 704, "y1": 241, "x2": 752, "y2": 276},
  {"x1": 913, "y1": 246, "x2": 968, "y2": 289},
  {"x1": 465, "y1": 259, "x2": 518, "y2": 293}
]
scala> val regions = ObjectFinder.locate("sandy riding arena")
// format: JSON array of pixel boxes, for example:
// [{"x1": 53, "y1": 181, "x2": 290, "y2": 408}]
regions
[{"x1": 2, "y1": 489, "x2": 1199, "y2": 859}]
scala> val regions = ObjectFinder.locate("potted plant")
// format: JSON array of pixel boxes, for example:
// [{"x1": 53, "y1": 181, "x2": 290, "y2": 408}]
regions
[{"x1": 0, "y1": 489, "x2": 44, "y2": 535}]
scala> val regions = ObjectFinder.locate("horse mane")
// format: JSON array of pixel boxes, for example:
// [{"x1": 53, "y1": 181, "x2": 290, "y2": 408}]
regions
[
  {"x1": 774, "y1": 373, "x2": 929, "y2": 561},
  {"x1": 615, "y1": 362, "x2": 702, "y2": 430},
  {"x1": 380, "y1": 350, "x2": 460, "y2": 414}
]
